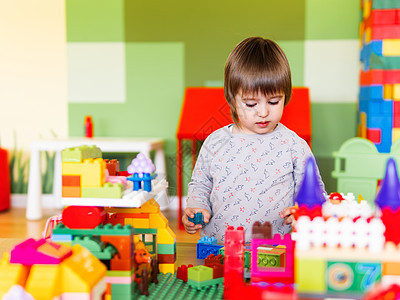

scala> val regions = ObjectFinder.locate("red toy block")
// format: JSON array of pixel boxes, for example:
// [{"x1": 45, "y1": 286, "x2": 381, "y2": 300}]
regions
[
  {"x1": 367, "y1": 128, "x2": 382, "y2": 143},
  {"x1": 62, "y1": 175, "x2": 81, "y2": 187},
  {"x1": 105, "y1": 159, "x2": 119, "y2": 176},
  {"x1": 177, "y1": 264, "x2": 194, "y2": 282},
  {"x1": 205, "y1": 254, "x2": 223, "y2": 266},
  {"x1": 381, "y1": 207, "x2": 400, "y2": 245},
  {"x1": 62, "y1": 186, "x2": 81, "y2": 197},
  {"x1": 396, "y1": 9, "x2": 400, "y2": 24},
  {"x1": 209, "y1": 263, "x2": 224, "y2": 279},
  {"x1": 365, "y1": 9, "x2": 396, "y2": 27},
  {"x1": 371, "y1": 24, "x2": 400, "y2": 40},
  {"x1": 157, "y1": 253, "x2": 176, "y2": 264},
  {"x1": 395, "y1": 102, "x2": 400, "y2": 115},
  {"x1": 62, "y1": 206, "x2": 106, "y2": 229},
  {"x1": 0, "y1": 148, "x2": 10, "y2": 211},
  {"x1": 101, "y1": 235, "x2": 132, "y2": 259}
]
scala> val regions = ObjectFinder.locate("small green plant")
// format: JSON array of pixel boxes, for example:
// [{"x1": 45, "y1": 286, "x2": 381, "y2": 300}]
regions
[{"x1": 9, "y1": 132, "x2": 29, "y2": 194}]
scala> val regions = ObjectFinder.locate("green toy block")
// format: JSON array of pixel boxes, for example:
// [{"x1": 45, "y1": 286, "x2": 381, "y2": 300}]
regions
[
  {"x1": 327, "y1": 261, "x2": 382, "y2": 294},
  {"x1": 372, "y1": 0, "x2": 400, "y2": 9},
  {"x1": 81, "y1": 182, "x2": 124, "y2": 198},
  {"x1": 107, "y1": 269, "x2": 134, "y2": 277},
  {"x1": 188, "y1": 265, "x2": 213, "y2": 282},
  {"x1": 157, "y1": 243, "x2": 177, "y2": 255},
  {"x1": 53, "y1": 223, "x2": 133, "y2": 236},
  {"x1": 257, "y1": 252, "x2": 283, "y2": 268},
  {"x1": 295, "y1": 257, "x2": 326, "y2": 293},
  {"x1": 72, "y1": 236, "x2": 105, "y2": 252},
  {"x1": 61, "y1": 145, "x2": 102, "y2": 162},
  {"x1": 134, "y1": 228, "x2": 157, "y2": 235},
  {"x1": 111, "y1": 282, "x2": 135, "y2": 298},
  {"x1": 218, "y1": 247, "x2": 224, "y2": 256},
  {"x1": 244, "y1": 249, "x2": 251, "y2": 269},
  {"x1": 370, "y1": 54, "x2": 400, "y2": 70},
  {"x1": 187, "y1": 277, "x2": 224, "y2": 290}
]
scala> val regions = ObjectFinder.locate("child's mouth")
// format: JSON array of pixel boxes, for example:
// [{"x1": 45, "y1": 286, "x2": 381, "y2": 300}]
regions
[{"x1": 256, "y1": 121, "x2": 269, "y2": 128}]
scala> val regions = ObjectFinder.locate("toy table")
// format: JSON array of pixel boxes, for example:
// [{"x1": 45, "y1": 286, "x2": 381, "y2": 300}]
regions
[{"x1": 26, "y1": 137, "x2": 165, "y2": 220}]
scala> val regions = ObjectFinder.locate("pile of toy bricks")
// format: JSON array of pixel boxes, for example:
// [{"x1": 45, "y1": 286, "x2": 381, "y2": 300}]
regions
[
  {"x1": 61, "y1": 145, "x2": 124, "y2": 199},
  {"x1": 359, "y1": 0, "x2": 400, "y2": 152}
]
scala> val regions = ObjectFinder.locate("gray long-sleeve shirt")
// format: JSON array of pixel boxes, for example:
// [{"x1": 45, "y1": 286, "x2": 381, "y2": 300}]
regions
[{"x1": 186, "y1": 123, "x2": 325, "y2": 243}]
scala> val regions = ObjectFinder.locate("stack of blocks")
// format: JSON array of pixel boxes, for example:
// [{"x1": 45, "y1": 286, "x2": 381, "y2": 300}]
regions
[
  {"x1": 0, "y1": 239, "x2": 106, "y2": 299},
  {"x1": 62, "y1": 145, "x2": 124, "y2": 199},
  {"x1": 295, "y1": 156, "x2": 400, "y2": 297},
  {"x1": 106, "y1": 198, "x2": 177, "y2": 274},
  {"x1": 52, "y1": 223, "x2": 136, "y2": 299},
  {"x1": 359, "y1": 0, "x2": 400, "y2": 152}
]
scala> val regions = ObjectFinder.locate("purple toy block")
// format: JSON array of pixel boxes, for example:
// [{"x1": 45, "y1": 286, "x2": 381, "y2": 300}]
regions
[
  {"x1": 294, "y1": 157, "x2": 326, "y2": 209},
  {"x1": 376, "y1": 158, "x2": 400, "y2": 210}
]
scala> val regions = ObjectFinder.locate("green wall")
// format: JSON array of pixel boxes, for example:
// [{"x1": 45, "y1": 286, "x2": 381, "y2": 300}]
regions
[{"x1": 66, "y1": 0, "x2": 360, "y2": 194}]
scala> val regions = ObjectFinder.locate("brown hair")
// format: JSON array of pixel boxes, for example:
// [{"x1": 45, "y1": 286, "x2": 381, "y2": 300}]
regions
[{"x1": 224, "y1": 37, "x2": 292, "y2": 125}]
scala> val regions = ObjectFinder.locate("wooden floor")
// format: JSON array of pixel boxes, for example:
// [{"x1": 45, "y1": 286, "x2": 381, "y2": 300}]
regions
[{"x1": 0, "y1": 207, "x2": 200, "y2": 242}]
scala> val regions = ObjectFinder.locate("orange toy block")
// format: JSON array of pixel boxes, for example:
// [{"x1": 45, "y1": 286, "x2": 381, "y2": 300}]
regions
[
  {"x1": 62, "y1": 175, "x2": 81, "y2": 187},
  {"x1": 383, "y1": 261, "x2": 400, "y2": 276},
  {"x1": 110, "y1": 257, "x2": 134, "y2": 271},
  {"x1": 101, "y1": 235, "x2": 132, "y2": 259},
  {"x1": 104, "y1": 159, "x2": 119, "y2": 176},
  {"x1": 62, "y1": 186, "x2": 81, "y2": 198}
]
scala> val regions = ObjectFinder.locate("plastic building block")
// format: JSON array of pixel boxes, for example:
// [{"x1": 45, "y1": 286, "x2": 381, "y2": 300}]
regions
[
  {"x1": 61, "y1": 145, "x2": 101, "y2": 162},
  {"x1": 62, "y1": 186, "x2": 81, "y2": 198},
  {"x1": 157, "y1": 243, "x2": 176, "y2": 255},
  {"x1": 367, "y1": 128, "x2": 382, "y2": 143},
  {"x1": 10, "y1": 238, "x2": 72, "y2": 266},
  {"x1": 104, "y1": 159, "x2": 119, "y2": 176},
  {"x1": 149, "y1": 212, "x2": 168, "y2": 229},
  {"x1": 62, "y1": 175, "x2": 81, "y2": 186},
  {"x1": 187, "y1": 277, "x2": 224, "y2": 290},
  {"x1": 375, "y1": 158, "x2": 400, "y2": 210},
  {"x1": 197, "y1": 243, "x2": 224, "y2": 259},
  {"x1": 188, "y1": 265, "x2": 213, "y2": 282},
  {"x1": 295, "y1": 257, "x2": 326, "y2": 293},
  {"x1": 81, "y1": 182, "x2": 124, "y2": 199},
  {"x1": 251, "y1": 234, "x2": 294, "y2": 284},
  {"x1": 208, "y1": 263, "x2": 224, "y2": 279},
  {"x1": 205, "y1": 254, "x2": 224, "y2": 266},
  {"x1": 127, "y1": 153, "x2": 156, "y2": 192},
  {"x1": 177, "y1": 264, "x2": 194, "y2": 282},
  {"x1": 256, "y1": 246, "x2": 285, "y2": 268},
  {"x1": 157, "y1": 253, "x2": 176, "y2": 264},
  {"x1": 198, "y1": 236, "x2": 217, "y2": 245},
  {"x1": 158, "y1": 263, "x2": 176, "y2": 274},
  {"x1": 294, "y1": 157, "x2": 326, "y2": 210},
  {"x1": 252, "y1": 221, "x2": 272, "y2": 240},
  {"x1": 53, "y1": 223, "x2": 134, "y2": 237},
  {"x1": 62, "y1": 158, "x2": 106, "y2": 187},
  {"x1": 188, "y1": 212, "x2": 206, "y2": 226},
  {"x1": 62, "y1": 206, "x2": 106, "y2": 229},
  {"x1": 157, "y1": 227, "x2": 176, "y2": 244}
]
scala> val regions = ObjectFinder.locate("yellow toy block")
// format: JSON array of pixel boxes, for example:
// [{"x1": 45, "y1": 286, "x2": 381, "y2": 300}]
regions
[
  {"x1": 358, "y1": 112, "x2": 367, "y2": 138},
  {"x1": 25, "y1": 265, "x2": 61, "y2": 300},
  {"x1": 383, "y1": 39, "x2": 400, "y2": 56},
  {"x1": 384, "y1": 84, "x2": 393, "y2": 100},
  {"x1": 393, "y1": 128, "x2": 400, "y2": 143},
  {"x1": 105, "y1": 198, "x2": 160, "y2": 214},
  {"x1": 158, "y1": 262, "x2": 177, "y2": 274},
  {"x1": 61, "y1": 245, "x2": 107, "y2": 293},
  {"x1": 62, "y1": 158, "x2": 105, "y2": 187},
  {"x1": 365, "y1": 27, "x2": 371, "y2": 43},
  {"x1": 157, "y1": 227, "x2": 176, "y2": 244},
  {"x1": 363, "y1": 0, "x2": 371, "y2": 20},
  {"x1": 149, "y1": 212, "x2": 168, "y2": 228},
  {"x1": 131, "y1": 218, "x2": 150, "y2": 228},
  {"x1": 393, "y1": 84, "x2": 400, "y2": 101},
  {"x1": 0, "y1": 253, "x2": 29, "y2": 298},
  {"x1": 383, "y1": 261, "x2": 400, "y2": 276}
]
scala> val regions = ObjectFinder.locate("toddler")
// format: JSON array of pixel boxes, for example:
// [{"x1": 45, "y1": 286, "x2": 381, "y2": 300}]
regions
[{"x1": 182, "y1": 37, "x2": 325, "y2": 243}]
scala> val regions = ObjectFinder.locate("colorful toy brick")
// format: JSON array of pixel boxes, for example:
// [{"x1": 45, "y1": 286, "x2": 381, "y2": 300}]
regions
[
  {"x1": 177, "y1": 264, "x2": 194, "y2": 282},
  {"x1": 62, "y1": 206, "x2": 106, "y2": 229},
  {"x1": 104, "y1": 159, "x2": 119, "y2": 176},
  {"x1": 197, "y1": 243, "x2": 224, "y2": 259},
  {"x1": 188, "y1": 212, "x2": 206, "y2": 226},
  {"x1": 61, "y1": 145, "x2": 102, "y2": 162},
  {"x1": 81, "y1": 182, "x2": 124, "y2": 199}
]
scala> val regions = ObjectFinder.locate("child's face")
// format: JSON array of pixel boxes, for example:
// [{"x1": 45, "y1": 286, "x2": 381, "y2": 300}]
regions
[{"x1": 234, "y1": 90, "x2": 284, "y2": 134}]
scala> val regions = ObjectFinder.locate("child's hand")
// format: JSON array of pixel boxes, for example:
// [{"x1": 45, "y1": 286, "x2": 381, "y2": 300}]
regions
[
  {"x1": 182, "y1": 207, "x2": 210, "y2": 234},
  {"x1": 279, "y1": 206, "x2": 297, "y2": 225}
]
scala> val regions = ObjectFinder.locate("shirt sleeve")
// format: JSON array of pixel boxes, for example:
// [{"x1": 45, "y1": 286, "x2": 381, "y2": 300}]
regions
[
  {"x1": 291, "y1": 137, "x2": 326, "y2": 196},
  {"x1": 186, "y1": 137, "x2": 214, "y2": 214}
]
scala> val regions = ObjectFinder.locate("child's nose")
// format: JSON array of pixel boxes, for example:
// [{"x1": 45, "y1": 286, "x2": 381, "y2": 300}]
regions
[{"x1": 258, "y1": 104, "x2": 269, "y2": 117}]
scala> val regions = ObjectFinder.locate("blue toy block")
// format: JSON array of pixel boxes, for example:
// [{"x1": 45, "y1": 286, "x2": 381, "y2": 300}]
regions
[
  {"x1": 127, "y1": 172, "x2": 156, "y2": 192},
  {"x1": 197, "y1": 243, "x2": 224, "y2": 259},
  {"x1": 188, "y1": 212, "x2": 206, "y2": 226},
  {"x1": 51, "y1": 234, "x2": 72, "y2": 242},
  {"x1": 359, "y1": 85, "x2": 384, "y2": 101},
  {"x1": 198, "y1": 236, "x2": 217, "y2": 245},
  {"x1": 359, "y1": 99, "x2": 393, "y2": 115}
]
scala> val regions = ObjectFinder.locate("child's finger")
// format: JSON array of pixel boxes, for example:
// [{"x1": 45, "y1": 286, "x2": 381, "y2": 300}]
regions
[
  {"x1": 184, "y1": 207, "x2": 196, "y2": 219},
  {"x1": 284, "y1": 215, "x2": 295, "y2": 225},
  {"x1": 201, "y1": 210, "x2": 211, "y2": 223},
  {"x1": 279, "y1": 207, "x2": 291, "y2": 218}
]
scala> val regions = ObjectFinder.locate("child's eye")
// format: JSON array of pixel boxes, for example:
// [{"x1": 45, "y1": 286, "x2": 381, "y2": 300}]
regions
[
  {"x1": 268, "y1": 101, "x2": 279, "y2": 105},
  {"x1": 245, "y1": 103, "x2": 256, "y2": 108}
]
